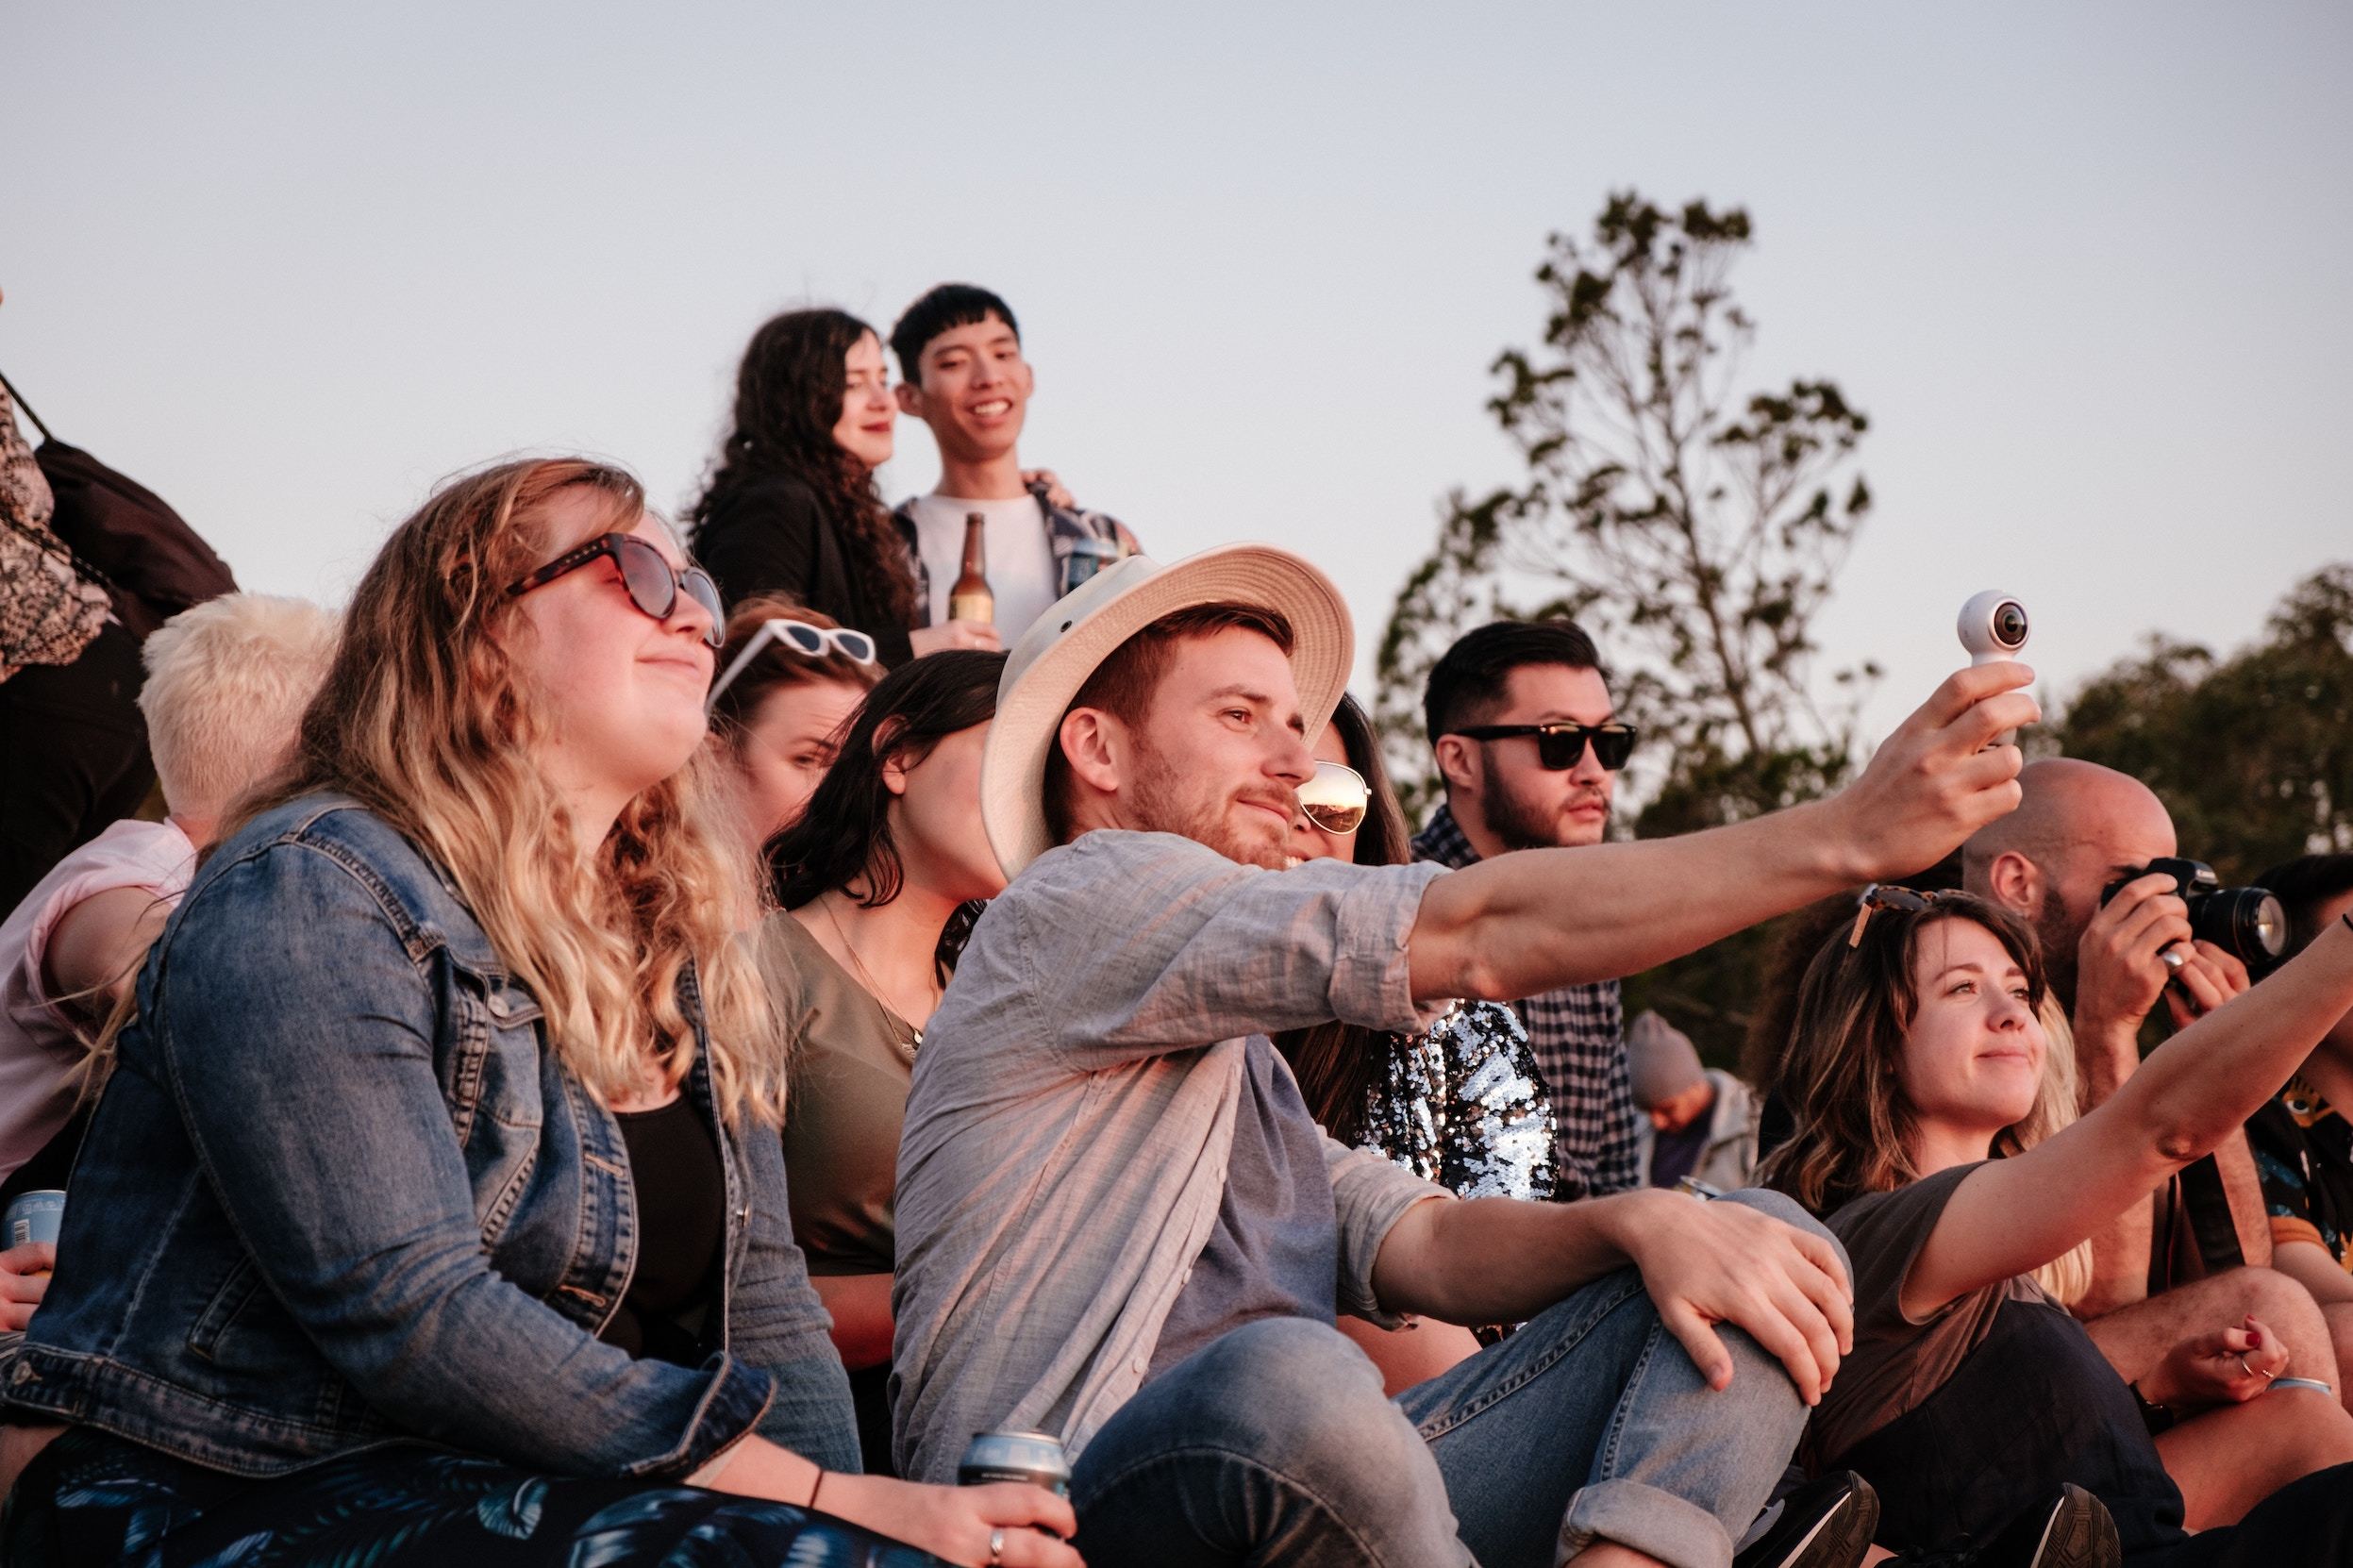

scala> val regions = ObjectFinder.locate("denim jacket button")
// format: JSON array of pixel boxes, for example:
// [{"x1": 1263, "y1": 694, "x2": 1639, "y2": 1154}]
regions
[{"x1": 9, "y1": 1359, "x2": 34, "y2": 1384}]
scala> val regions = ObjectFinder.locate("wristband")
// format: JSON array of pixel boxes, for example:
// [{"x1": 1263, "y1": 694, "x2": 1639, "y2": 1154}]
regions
[
  {"x1": 2129, "y1": 1380, "x2": 2176, "y2": 1435},
  {"x1": 809, "y1": 1467, "x2": 827, "y2": 1510}
]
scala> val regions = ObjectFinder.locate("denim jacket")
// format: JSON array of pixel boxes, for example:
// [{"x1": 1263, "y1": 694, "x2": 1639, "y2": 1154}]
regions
[{"x1": 1, "y1": 795, "x2": 858, "y2": 1479}]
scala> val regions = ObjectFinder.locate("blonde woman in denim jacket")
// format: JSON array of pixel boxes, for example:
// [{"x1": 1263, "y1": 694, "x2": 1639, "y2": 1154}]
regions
[{"x1": 0, "y1": 459, "x2": 1077, "y2": 1568}]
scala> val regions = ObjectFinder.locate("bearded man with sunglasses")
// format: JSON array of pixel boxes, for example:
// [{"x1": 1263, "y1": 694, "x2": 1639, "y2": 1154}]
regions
[
  {"x1": 890, "y1": 542, "x2": 2043, "y2": 1568},
  {"x1": 1416, "y1": 620, "x2": 1647, "y2": 1200}
]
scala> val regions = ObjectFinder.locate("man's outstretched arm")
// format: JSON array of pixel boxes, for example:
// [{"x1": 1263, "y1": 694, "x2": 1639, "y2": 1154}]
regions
[
  {"x1": 1407, "y1": 662, "x2": 2040, "y2": 1003},
  {"x1": 1368, "y1": 1188, "x2": 1854, "y2": 1405}
]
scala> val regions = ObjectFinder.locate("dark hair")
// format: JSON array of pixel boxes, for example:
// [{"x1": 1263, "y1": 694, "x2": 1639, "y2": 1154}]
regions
[
  {"x1": 708, "y1": 595, "x2": 882, "y2": 746},
  {"x1": 1761, "y1": 892, "x2": 2051, "y2": 1215},
  {"x1": 2255, "y1": 854, "x2": 2353, "y2": 959},
  {"x1": 770, "y1": 649, "x2": 1006, "y2": 919},
  {"x1": 690, "y1": 308, "x2": 914, "y2": 626},
  {"x1": 889, "y1": 284, "x2": 1020, "y2": 384},
  {"x1": 1273, "y1": 694, "x2": 1414, "y2": 1143},
  {"x1": 1423, "y1": 619, "x2": 1608, "y2": 745},
  {"x1": 1043, "y1": 603, "x2": 1296, "y2": 843}
]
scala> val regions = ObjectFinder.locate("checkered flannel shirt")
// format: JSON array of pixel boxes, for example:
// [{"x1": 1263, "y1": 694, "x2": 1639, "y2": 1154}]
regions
[{"x1": 1412, "y1": 803, "x2": 1641, "y2": 1199}]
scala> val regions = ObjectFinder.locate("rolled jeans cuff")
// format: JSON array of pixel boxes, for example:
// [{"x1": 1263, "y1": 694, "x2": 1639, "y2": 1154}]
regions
[{"x1": 1560, "y1": 1476, "x2": 1733, "y2": 1568}]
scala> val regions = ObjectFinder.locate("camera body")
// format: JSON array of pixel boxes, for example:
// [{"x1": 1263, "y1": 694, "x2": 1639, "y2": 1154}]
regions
[
  {"x1": 2098, "y1": 856, "x2": 2288, "y2": 967},
  {"x1": 1958, "y1": 591, "x2": 2030, "y2": 665}
]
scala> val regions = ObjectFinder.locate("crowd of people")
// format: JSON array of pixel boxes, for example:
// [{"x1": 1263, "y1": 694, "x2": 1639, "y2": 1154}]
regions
[{"x1": 1, "y1": 277, "x2": 2351, "y2": 1568}]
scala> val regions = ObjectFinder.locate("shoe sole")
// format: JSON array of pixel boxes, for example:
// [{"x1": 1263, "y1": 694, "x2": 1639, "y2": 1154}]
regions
[
  {"x1": 2025, "y1": 1484, "x2": 2122, "y2": 1568},
  {"x1": 1757, "y1": 1479, "x2": 1882, "y2": 1568}
]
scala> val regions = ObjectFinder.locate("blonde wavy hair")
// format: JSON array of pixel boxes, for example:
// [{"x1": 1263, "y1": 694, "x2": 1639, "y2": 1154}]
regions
[
  {"x1": 236, "y1": 458, "x2": 787, "y2": 1124},
  {"x1": 1760, "y1": 891, "x2": 2093, "y2": 1306}
]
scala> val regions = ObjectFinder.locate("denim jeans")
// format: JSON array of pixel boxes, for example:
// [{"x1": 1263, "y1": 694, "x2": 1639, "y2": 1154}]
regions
[{"x1": 1069, "y1": 1190, "x2": 1826, "y2": 1568}]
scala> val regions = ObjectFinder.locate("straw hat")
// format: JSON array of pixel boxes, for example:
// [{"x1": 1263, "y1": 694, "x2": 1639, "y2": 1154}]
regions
[{"x1": 980, "y1": 543, "x2": 1355, "y2": 877}]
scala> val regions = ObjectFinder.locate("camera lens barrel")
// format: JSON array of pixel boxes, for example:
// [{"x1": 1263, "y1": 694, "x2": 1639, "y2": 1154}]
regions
[
  {"x1": 1993, "y1": 602, "x2": 2028, "y2": 648},
  {"x1": 2187, "y1": 887, "x2": 2288, "y2": 965}
]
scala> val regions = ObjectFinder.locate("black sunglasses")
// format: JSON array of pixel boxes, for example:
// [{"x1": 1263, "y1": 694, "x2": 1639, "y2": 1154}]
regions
[
  {"x1": 1450, "y1": 721, "x2": 1638, "y2": 772},
  {"x1": 505, "y1": 533, "x2": 724, "y2": 649}
]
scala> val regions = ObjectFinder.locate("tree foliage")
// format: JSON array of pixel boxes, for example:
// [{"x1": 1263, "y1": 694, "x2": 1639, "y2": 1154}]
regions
[
  {"x1": 2046, "y1": 564, "x2": 2353, "y2": 881},
  {"x1": 1376, "y1": 191, "x2": 1879, "y2": 832}
]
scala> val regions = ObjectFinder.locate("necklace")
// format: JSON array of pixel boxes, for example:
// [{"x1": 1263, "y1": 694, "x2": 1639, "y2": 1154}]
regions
[{"x1": 818, "y1": 895, "x2": 928, "y2": 1057}]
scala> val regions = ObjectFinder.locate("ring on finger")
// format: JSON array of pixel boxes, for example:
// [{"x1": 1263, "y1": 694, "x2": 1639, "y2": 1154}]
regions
[
  {"x1": 988, "y1": 1526, "x2": 1006, "y2": 1566},
  {"x1": 2161, "y1": 945, "x2": 2188, "y2": 972}
]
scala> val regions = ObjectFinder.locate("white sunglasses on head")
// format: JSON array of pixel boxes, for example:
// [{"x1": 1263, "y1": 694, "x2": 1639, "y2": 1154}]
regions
[{"x1": 708, "y1": 618, "x2": 879, "y2": 709}]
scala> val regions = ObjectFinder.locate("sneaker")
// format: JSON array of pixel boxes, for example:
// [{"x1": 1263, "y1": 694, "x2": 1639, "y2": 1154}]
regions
[
  {"x1": 1890, "y1": 1484, "x2": 2121, "y2": 1568},
  {"x1": 1734, "y1": 1471, "x2": 1880, "y2": 1568}
]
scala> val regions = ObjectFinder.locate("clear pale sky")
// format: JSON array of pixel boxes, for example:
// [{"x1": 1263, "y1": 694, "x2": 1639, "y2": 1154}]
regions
[{"x1": 8, "y1": 2, "x2": 2347, "y2": 745}]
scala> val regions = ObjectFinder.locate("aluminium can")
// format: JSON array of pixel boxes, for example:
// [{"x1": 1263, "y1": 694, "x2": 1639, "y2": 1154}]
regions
[{"x1": 957, "y1": 1429, "x2": 1072, "y2": 1497}]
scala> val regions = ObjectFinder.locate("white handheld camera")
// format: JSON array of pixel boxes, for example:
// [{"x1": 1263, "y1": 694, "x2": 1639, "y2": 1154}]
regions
[
  {"x1": 1959, "y1": 590, "x2": 2028, "y2": 748},
  {"x1": 1958, "y1": 591, "x2": 2029, "y2": 665}
]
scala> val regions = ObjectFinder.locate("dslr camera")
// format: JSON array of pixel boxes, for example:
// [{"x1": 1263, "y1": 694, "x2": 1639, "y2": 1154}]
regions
[{"x1": 2098, "y1": 857, "x2": 2287, "y2": 967}]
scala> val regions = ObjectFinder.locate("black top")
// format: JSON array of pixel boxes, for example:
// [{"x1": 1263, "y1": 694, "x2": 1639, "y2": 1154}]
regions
[
  {"x1": 602, "y1": 1096, "x2": 726, "y2": 1366},
  {"x1": 691, "y1": 475, "x2": 917, "y2": 666}
]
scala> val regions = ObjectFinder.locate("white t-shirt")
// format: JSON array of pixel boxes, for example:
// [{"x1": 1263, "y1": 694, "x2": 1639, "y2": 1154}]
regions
[
  {"x1": 0, "y1": 818, "x2": 195, "y2": 1182},
  {"x1": 903, "y1": 493, "x2": 1063, "y2": 646}
]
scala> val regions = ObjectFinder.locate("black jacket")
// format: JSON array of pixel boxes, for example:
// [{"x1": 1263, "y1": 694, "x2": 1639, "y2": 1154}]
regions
[{"x1": 691, "y1": 475, "x2": 915, "y2": 666}]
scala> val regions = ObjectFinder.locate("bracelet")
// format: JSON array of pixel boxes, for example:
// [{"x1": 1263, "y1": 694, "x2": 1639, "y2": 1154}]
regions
[
  {"x1": 808, "y1": 1467, "x2": 827, "y2": 1510},
  {"x1": 2129, "y1": 1380, "x2": 2177, "y2": 1435}
]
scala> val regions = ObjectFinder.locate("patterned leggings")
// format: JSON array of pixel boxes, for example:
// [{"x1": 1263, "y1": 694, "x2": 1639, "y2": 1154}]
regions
[{"x1": 4, "y1": 1427, "x2": 947, "y2": 1566}]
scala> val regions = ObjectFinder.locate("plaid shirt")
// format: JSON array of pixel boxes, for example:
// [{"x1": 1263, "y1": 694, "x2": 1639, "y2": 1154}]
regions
[
  {"x1": 1412, "y1": 804, "x2": 1641, "y2": 1200},
  {"x1": 890, "y1": 481, "x2": 1127, "y2": 628}
]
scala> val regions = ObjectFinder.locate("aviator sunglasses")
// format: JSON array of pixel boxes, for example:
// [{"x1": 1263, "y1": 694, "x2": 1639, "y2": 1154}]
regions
[
  {"x1": 505, "y1": 533, "x2": 725, "y2": 649},
  {"x1": 708, "y1": 618, "x2": 880, "y2": 709},
  {"x1": 1846, "y1": 883, "x2": 1964, "y2": 947},
  {"x1": 1296, "y1": 760, "x2": 1370, "y2": 836},
  {"x1": 1449, "y1": 720, "x2": 1638, "y2": 772}
]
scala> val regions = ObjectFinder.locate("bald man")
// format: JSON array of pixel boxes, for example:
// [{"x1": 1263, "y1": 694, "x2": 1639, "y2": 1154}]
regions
[{"x1": 1963, "y1": 759, "x2": 2351, "y2": 1410}]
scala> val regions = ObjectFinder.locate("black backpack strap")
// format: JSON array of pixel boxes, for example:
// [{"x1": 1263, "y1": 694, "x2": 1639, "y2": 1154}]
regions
[{"x1": 0, "y1": 365, "x2": 55, "y2": 443}]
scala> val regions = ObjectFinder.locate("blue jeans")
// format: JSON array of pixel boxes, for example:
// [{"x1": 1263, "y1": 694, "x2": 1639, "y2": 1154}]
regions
[{"x1": 1069, "y1": 1191, "x2": 1827, "y2": 1568}]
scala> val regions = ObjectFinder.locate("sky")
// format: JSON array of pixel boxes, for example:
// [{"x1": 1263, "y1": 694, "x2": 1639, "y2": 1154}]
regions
[{"x1": 8, "y1": 2, "x2": 2349, "y2": 752}]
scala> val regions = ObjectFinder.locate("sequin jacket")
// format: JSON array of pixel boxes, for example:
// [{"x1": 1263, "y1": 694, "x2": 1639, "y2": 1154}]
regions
[{"x1": 1355, "y1": 1000, "x2": 1557, "y2": 1204}]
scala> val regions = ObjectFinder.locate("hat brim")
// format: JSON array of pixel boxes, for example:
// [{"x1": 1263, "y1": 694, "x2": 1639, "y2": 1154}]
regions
[{"x1": 981, "y1": 543, "x2": 1356, "y2": 878}]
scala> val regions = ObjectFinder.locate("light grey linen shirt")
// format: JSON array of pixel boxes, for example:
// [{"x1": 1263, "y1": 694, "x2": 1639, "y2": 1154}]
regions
[{"x1": 890, "y1": 829, "x2": 1455, "y2": 1481}]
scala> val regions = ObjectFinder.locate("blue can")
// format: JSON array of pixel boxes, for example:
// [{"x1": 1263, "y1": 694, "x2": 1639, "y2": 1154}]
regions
[
  {"x1": 5, "y1": 1190, "x2": 65, "y2": 1248},
  {"x1": 957, "y1": 1429, "x2": 1072, "y2": 1497}
]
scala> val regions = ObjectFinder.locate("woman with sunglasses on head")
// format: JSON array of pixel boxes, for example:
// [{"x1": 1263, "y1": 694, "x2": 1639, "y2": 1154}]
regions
[
  {"x1": 1762, "y1": 885, "x2": 2353, "y2": 1566},
  {"x1": 690, "y1": 309, "x2": 998, "y2": 667},
  {"x1": 0, "y1": 460, "x2": 1077, "y2": 1568},
  {"x1": 758, "y1": 650, "x2": 1008, "y2": 1473},
  {"x1": 708, "y1": 597, "x2": 883, "y2": 853},
  {"x1": 1273, "y1": 695, "x2": 1556, "y2": 1394}
]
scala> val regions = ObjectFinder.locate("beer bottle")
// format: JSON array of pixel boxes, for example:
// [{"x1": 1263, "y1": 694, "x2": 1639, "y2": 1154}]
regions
[{"x1": 948, "y1": 511, "x2": 993, "y2": 625}]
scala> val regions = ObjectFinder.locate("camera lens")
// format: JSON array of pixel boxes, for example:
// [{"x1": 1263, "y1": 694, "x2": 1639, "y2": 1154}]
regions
[
  {"x1": 1993, "y1": 602, "x2": 2028, "y2": 648},
  {"x1": 2186, "y1": 887, "x2": 2288, "y2": 965}
]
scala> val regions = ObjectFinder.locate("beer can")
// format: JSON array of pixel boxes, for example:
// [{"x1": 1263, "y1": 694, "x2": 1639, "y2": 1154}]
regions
[
  {"x1": 5, "y1": 1190, "x2": 65, "y2": 1249},
  {"x1": 1058, "y1": 536, "x2": 1117, "y2": 597},
  {"x1": 957, "y1": 1429, "x2": 1072, "y2": 1497}
]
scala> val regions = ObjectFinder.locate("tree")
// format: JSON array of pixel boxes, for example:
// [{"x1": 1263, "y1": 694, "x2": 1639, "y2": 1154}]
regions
[
  {"x1": 2047, "y1": 563, "x2": 2353, "y2": 881},
  {"x1": 1377, "y1": 192, "x2": 1879, "y2": 1062},
  {"x1": 1376, "y1": 191, "x2": 1878, "y2": 833}
]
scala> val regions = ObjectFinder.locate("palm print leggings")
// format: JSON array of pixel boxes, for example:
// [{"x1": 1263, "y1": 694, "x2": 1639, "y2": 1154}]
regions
[{"x1": 4, "y1": 1427, "x2": 949, "y2": 1567}]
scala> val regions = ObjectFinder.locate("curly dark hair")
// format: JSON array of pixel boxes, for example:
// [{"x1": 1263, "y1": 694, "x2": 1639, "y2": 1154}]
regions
[{"x1": 689, "y1": 308, "x2": 915, "y2": 627}]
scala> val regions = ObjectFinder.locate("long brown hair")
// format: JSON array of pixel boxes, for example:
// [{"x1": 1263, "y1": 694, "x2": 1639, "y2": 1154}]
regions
[
  {"x1": 690, "y1": 308, "x2": 915, "y2": 627},
  {"x1": 1275, "y1": 693, "x2": 1415, "y2": 1143},
  {"x1": 238, "y1": 458, "x2": 789, "y2": 1123},
  {"x1": 1756, "y1": 892, "x2": 2091, "y2": 1302}
]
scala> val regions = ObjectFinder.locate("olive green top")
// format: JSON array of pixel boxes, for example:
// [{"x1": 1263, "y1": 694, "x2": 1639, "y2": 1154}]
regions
[{"x1": 761, "y1": 909, "x2": 919, "y2": 1277}]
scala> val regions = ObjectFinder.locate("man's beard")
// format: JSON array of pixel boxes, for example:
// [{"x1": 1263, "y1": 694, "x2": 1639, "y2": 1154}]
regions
[
  {"x1": 1482, "y1": 769, "x2": 1608, "y2": 852},
  {"x1": 1128, "y1": 746, "x2": 1293, "y2": 870},
  {"x1": 2035, "y1": 902, "x2": 2085, "y2": 1015}
]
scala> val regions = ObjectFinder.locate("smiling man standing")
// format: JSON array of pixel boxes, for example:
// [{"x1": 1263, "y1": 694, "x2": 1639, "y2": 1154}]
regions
[
  {"x1": 1417, "y1": 620, "x2": 1644, "y2": 1199},
  {"x1": 888, "y1": 284, "x2": 1132, "y2": 647},
  {"x1": 891, "y1": 543, "x2": 2042, "y2": 1567}
]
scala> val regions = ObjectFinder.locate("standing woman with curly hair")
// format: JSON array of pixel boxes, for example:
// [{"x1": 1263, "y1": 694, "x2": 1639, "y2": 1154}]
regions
[
  {"x1": 691, "y1": 309, "x2": 1000, "y2": 667},
  {"x1": 0, "y1": 459, "x2": 1076, "y2": 1568}
]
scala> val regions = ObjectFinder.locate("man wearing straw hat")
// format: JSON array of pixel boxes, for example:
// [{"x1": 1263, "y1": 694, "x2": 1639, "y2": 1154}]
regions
[{"x1": 890, "y1": 543, "x2": 2039, "y2": 1568}]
